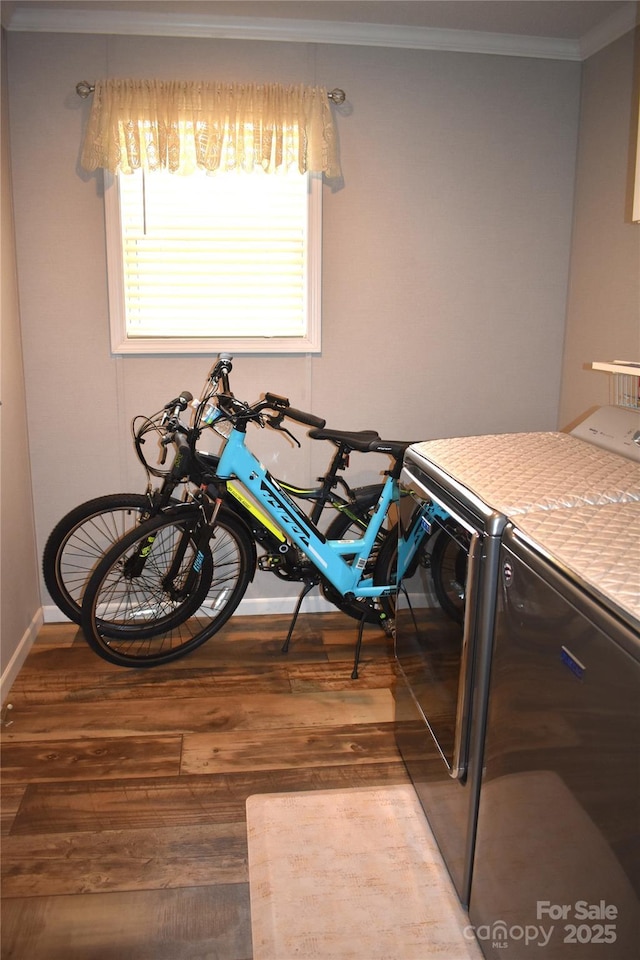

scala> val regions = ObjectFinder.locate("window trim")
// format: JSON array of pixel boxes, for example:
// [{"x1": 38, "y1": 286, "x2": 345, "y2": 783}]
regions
[{"x1": 104, "y1": 170, "x2": 322, "y2": 355}]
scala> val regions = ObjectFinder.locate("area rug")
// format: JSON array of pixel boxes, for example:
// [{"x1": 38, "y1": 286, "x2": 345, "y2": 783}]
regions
[{"x1": 246, "y1": 785, "x2": 482, "y2": 960}]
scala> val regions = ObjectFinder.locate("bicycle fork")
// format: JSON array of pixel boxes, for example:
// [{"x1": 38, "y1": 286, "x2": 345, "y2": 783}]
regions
[
  {"x1": 160, "y1": 492, "x2": 224, "y2": 600},
  {"x1": 122, "y1": 492, "x2": 223, "y2": 601}
]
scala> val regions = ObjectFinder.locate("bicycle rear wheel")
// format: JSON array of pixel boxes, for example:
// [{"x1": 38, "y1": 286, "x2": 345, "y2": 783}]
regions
[
  {"x1": 321, "y1": 484, "x2": 390, "y2": 624},
  {"x1": 430, "y1": 526, "x2": 469, "y2": 624},
  {"x1": 81, "y1": 508, "x2": 254, "y2": 667},
  {"x1": 372, "y1": 521, "x2": 399, "y2": 623},
  {"x1": 43, "y1": 493, "x2": 178, "y2": 623}
]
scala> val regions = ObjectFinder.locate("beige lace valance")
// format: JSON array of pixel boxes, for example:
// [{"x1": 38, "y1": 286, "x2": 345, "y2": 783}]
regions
[{"x1": 80, "y1": 79, "x2": 341, "y2": 177}]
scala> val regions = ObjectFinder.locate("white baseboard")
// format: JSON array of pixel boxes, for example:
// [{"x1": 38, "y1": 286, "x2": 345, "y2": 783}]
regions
[
  {"x1": 42, "y1": 605, "x2": 73, "y2": 623},
  {"x1": 235, "y1": 594, "x2": 336, "y2": 616},
  {"x1": 42, "y1": 593, "x2": 337, "y2": 624},
  {"x1": 1, "y1": 607, "x2": 44, "y2": 705},
  {"x1": 40, "y1": 591, "x2": 438, "y2": 625}
]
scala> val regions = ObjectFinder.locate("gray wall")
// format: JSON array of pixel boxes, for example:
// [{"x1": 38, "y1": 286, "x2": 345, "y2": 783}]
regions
[
  {"x1": 3, "y1": 23, "x2": 638, "y2": 650},
  {"x1": 1, "y1": 29, "x2": 41, "y2": 698},
  {"x1": 559, "y1": 27, "x2": 640, "y2": 428},
  {"x1": 6, "y1": 30, "x2": 582, "y2": 618}
]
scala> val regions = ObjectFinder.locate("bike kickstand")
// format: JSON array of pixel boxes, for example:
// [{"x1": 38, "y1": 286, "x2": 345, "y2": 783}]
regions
[
  {"x1": 281, "y1": 581, "x2": 316, "y2": 654},
  {"x1": 351, "y1": 612, "x2": 369, "y2": 681}
]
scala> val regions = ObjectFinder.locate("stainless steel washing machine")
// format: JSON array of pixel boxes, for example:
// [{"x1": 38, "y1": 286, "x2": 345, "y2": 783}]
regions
[
  {"x1": 395, "y1": 425, "x2": 640, "y2": 909},
  {"x1": 469, "y1": 504, "x2": 640, "y2": 958}
]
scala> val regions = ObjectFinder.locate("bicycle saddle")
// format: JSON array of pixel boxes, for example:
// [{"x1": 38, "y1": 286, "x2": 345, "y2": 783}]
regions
[
  {"x1": 307, "y1": 427, "x2": 381, "y2": 452},
  {"x1": 368, "y1": 438, "x2": 416, "y2": 459}
]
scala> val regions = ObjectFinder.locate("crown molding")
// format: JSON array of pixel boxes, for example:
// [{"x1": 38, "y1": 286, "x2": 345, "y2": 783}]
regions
[
  {"x1": 5, "y1": 4, "x2": 637, "y2": 61},
  {"x1": 579, "y1": 1, "x2": 638, "y2": 59}
]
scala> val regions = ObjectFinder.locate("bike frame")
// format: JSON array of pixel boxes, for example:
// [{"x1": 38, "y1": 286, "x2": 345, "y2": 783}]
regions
[
  {"x1": 215, "y1": 427, "x2": 444, "y2": 600},
  {"x1": 223, "y1": 477, "x2": 369, "y2": 546}
]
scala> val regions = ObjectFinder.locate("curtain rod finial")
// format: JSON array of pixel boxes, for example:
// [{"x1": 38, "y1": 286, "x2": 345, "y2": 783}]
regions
[
  {"x1": 328, "y1": 88, "x2": 345, "y2": 105},
  {"x1": 76, "y1": 81, "x2": 95, "y2": 99}
]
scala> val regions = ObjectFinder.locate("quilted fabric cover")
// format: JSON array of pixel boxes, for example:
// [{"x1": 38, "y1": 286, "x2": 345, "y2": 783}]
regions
[
  {"x1": 408, "y1": 432, "x2": 640, "y2": 516},
  {"x1": 514, "y1": 501, "x2": 640, "y2": 625}
]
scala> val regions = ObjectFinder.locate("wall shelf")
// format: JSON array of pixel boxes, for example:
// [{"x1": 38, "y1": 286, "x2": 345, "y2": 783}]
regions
[{"x1": 592, "y1": 361, "x2": 640, "y2": 409}]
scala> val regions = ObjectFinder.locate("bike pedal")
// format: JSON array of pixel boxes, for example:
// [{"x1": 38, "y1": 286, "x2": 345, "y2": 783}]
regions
[{"x1": 381, "y1": 617, "x2": 396, "y2": 640}]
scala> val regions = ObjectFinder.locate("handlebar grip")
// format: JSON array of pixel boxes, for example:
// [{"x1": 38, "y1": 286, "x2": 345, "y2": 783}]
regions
[
  {"x1": 286, "y1": 407, "x2": 327, "y2": 429},
  {"x1": 165, "y1": 391, "x2": 194, "y2": 413},
  {"x1": 210, "y1": 354, "x2": 233, "y2": 381}
]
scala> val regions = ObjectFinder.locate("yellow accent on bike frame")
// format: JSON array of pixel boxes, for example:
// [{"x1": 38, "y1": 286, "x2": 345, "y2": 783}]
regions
[
  {"x1": 226, "y1": 481, "x2": 287, "y2": 543},
  {"x1": 279, "y1": 482, "x2": 316, "y2": 497}
]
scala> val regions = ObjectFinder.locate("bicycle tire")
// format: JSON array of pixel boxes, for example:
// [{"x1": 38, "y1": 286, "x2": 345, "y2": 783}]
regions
[
  {"x1": 81, "y1": 507, "x2": 254, "y2": 667},
  {"x1": 430, "y1": 526, "x2": 469, "y2": 624},
  {"x1": 321, "y1": 484, "x2": 390, "y2": 624},
  {"x1": 43, "y1": 493, "x2": 179, "y2": 623},
  {"x1": 372, "y1": 521, "x2": 399, "y2": 623}
]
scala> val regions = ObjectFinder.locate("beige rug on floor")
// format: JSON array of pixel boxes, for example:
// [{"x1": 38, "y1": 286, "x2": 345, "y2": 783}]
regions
[{"x1": 246, "y1": 785, "x2": 483, "y2": 960}]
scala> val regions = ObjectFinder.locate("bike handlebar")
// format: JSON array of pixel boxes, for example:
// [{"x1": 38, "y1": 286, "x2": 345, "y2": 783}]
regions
[
  {"x1": 208, "y1": 355, "x2": 233, "y2": 393},
  {"x1": 284, "y1": 407, "x2": 326, "y2": 429},
  {"x1": 263, "y1": 392, "x2": 326, "y2": 429},
  {"x1": 200, "y1": 360, "x2": 326, "y2": 432},
  {"x1": 133, "y1": 393, "x2": 195, "y2": 478},
  {"x1": 164, "y1": 391, "x2": 193, "y2": 417}
]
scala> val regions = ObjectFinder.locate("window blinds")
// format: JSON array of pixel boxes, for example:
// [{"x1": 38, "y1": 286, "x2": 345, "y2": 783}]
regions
[{"x1": 116, "y1": 168, "x2": 313, "y2": 340}]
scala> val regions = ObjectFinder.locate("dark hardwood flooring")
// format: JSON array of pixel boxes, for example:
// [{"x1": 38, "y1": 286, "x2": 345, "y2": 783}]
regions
[{"x1": 1, "y1": 613, "x2": 410, "y2": 959}]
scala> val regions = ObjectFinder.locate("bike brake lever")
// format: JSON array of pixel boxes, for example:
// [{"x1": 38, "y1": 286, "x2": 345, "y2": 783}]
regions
[
  {"x1": 281, "y1": 425, "x2": 301, "y2": 448},
  {"x1": 280, "y1": 427, "x2": 302, "y2": 448},
  {"x1": 266, "y1": 415, "x2": 301, "y2": 448}
]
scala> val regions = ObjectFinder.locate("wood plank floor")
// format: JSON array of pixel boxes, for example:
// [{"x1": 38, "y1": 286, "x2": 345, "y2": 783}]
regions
[{"x1": 1, "y1": 612, "x2": 410, "y2": 960}]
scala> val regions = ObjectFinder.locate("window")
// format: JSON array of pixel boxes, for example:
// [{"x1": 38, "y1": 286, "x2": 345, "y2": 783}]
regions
[{"x1": 105, "y1": 167, "x2": 322, "y2": 354}]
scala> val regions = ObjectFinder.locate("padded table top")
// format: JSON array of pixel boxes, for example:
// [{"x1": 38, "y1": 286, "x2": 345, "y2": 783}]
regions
[{"x1": 407, "y1": 432, "x2": 640, "y2": 516}]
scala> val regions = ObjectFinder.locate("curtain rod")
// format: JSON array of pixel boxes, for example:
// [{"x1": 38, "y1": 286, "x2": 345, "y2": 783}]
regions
[{"x1": 75, "y1": 80, "x2": 346, "y2": 103}]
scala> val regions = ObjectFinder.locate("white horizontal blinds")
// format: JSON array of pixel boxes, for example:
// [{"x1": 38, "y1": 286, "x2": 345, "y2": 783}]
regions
[{"x1": 118, "y1": 167, "x2": 310, "y2": 339}]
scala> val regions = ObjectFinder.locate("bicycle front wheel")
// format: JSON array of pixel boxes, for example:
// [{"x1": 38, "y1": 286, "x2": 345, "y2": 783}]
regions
[
  {"x1": 81, "y1": 508, "x2": 254, "y2": 667},
  {"x1": 43, "y1": 493, "x2": 175, "y2": 623}
]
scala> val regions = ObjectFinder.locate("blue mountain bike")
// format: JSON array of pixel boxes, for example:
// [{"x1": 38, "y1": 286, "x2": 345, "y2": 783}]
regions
[{"x1": 80, "y1": 356, "x2": 455, "y2": 676}]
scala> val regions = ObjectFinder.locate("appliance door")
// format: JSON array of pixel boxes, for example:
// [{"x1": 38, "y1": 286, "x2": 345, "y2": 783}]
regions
[
  {"x1": 469, "y1": 529, "x2": 640, "y2": 959},
  {"x1": 397, "y1": 509, "x2": 481, "y2": 780},
  {"x1": 394, "y1": 465, "x2": 499, "y2": 904}
]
